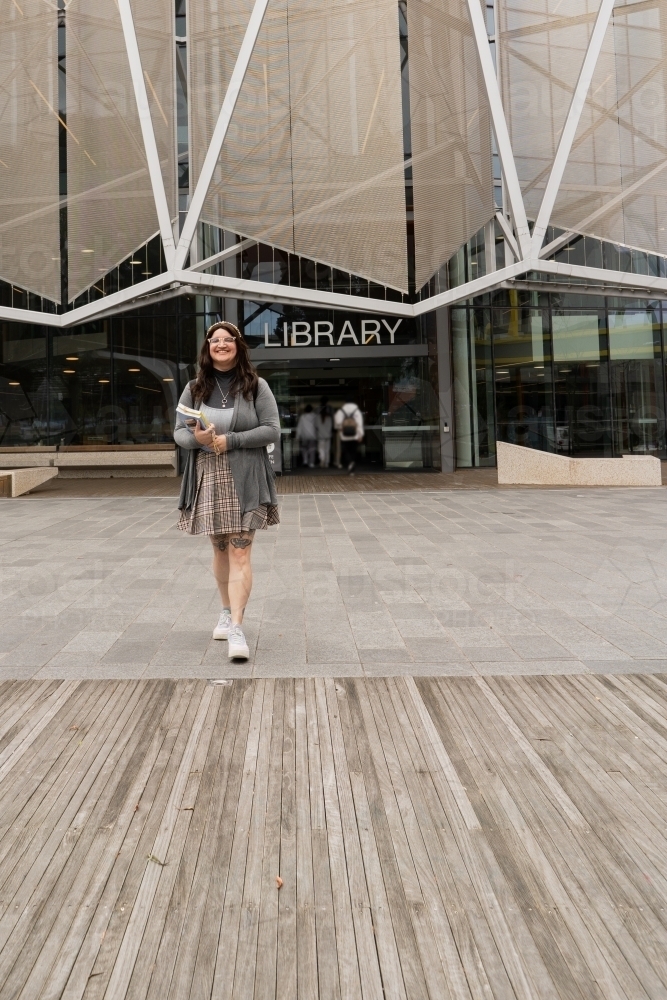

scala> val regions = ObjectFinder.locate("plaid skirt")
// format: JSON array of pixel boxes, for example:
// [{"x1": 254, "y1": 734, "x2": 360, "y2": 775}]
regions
[{"x1": 177, "y1": 450, "x2": 280, "y2": 536}]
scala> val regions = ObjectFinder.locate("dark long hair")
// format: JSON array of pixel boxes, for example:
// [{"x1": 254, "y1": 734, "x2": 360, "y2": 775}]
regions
[{"x1": 192, "y1": 321, "x2": 258, "y2": 404}]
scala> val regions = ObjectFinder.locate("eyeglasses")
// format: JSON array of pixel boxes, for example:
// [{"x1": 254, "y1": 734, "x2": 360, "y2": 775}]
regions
[{"x1": 209, "y1": 337, "x2": 236, "y2": 346}]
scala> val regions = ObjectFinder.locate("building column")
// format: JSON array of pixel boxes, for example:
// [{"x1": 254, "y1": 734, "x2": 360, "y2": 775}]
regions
[{"x1": 436, "y1": 305, "x2": 455, "y2": 472}]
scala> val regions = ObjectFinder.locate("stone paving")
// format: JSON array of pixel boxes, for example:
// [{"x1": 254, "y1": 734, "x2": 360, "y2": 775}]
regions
[{"x1": 1, "y1": 487, "x2": 666, "y2": 678}]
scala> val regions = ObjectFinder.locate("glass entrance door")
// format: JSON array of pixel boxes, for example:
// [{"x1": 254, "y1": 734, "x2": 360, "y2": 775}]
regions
[{"x1": 256, "y1": 356, "x2": 440, "y2": 473}]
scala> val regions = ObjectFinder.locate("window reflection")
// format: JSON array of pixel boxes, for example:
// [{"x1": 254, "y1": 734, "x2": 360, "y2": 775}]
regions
[
  {"x1": 113, "y1": 316, "x2": 178, "y2": 443},
  {"x1": 0, "y1": 323, "x2": 49, "y2": 445},
  {"x1": 609, "y1": 307, "x2": 665, "y2": 456},
  {"x1": 50, "y1": 323, "x2": 113, "y2": 445},
  {"x1": 493, "y1": 302, "x2": 554, "y2": 452}
]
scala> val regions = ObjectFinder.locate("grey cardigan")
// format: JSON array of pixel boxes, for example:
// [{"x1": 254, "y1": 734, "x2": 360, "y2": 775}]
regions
[{"x1": 175, "y1": 378, "x2": 280, "y2": 514}]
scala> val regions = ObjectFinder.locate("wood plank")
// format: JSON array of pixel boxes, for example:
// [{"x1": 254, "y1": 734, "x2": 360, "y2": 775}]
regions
[
  {"x1": 350, "y1": 678, "x2": 451, "y2": 1000},
  {"x1": 445, "y1": 679, "x2": 604, "y2": 1000},
  {"x1": 277, "y1": 679, "x2": 297, "y2": 1000},
  {"x1": 254, "y1": 679, "x2": 284, "y2": 1000},
  {"x1": 0, "y1": 681, "x2": 121, "y2": 876},
  {"x1": 489, "y1": 676, "x2": 666, "y2": 1000},
  {"x1": 0, "y1": 682, "x2": 158, "y2": 946},
  {"x1": 314, "y1": 679, "x2": 365, "y2": 1000},
  {"x1": 106, "y1": 684, "x2": 216, "y2": 1000},
  {"x1": 295, "y1": 678, "x2": 319, "y2": 1000},
  {"x1": 0, "y1": 681, "x2": 176, "y2": 998},
  {"x1": 27, "y1": 683, "x2": 194, "y2": 1000},
  {"x1": 230, "y1": 679, "x2": 274, "y2": 1000},
  {"x1": 186, "y1": 680, "x2": 255, "y2": 1000},
  {"x1": 139, "y1": 681, "x2": 235, "y2": 1000},
  {"x1": 460, "y1": 678, "x2": 643, "y2": 1000},
  {"x1": 415, "y1": 678, "x2": 558, "y2": 1000},
  {"x1": 375, "y1": 678, "x2": 475, "y2": 1000},
  {"x1": 304, "y1": 677, "x2": 341, "y2": 1000},
  {"x1": 81, "y1": 681, "x2": 201, "y2": 1000},
  {"x1": 209, "y1": 680, "x2": 266, "y2": 1000},
  {"x1": 335, "y1": 679, "x2": 408, "y2": 1000},
  {"x1": 162, "y1": 680, "x2": 249, "y2": 1000},
  {"x1": 0, "y1": 681, "x2": 79, "y2": 782}
]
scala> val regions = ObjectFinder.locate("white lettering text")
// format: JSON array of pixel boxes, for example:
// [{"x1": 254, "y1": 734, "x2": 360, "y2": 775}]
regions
[
  {"x1": 314, "y1": 321, "x2": 334, "y2": 345},
  {"x1": 381, "y1": 318, "x2": 402, "y2": 344},
  {"x1": 291, "y1": 321, "x2": 312, "y2": 346},
  {"x1": 337, "y1": 320, "x2": 359, "y2": 345}
]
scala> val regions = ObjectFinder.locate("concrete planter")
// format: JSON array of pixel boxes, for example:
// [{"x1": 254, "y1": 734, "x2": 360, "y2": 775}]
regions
[{"x1": 497, "y1": 441, "x2": 663, "y2": 487}]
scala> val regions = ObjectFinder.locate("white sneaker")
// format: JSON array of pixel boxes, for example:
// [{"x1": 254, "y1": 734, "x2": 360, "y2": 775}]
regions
[
  {"x1": 213, "y1": 609, "x2": 232, "y2": 640},
  {"x1": 228, "y1": 625, "x2": 249, "y2": 660}
]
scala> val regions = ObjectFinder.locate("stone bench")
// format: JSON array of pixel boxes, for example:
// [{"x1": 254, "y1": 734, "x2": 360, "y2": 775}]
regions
[
  {"x1": 0, "y1": 468, "x2": 59, "y2": 498},
  {"x1": 497, "y1": 441, "x2": 663, "y2": 487},
  {"x1": 0, "y1": 447, "x2": 178, "y2": 478}
]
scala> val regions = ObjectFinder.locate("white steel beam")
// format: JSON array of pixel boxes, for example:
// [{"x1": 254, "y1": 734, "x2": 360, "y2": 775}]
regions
[
  {"x1": 7, "y1": 257, "x2": 667, "y2": 330},
  {"x1": 118, "y1": 0, "x2": 176, "y2": 267},
  {"x1": 530, "y1": 0, "x2": 615, "y2": 256},
  {"x1": 174, "y1": 269, "x2": 415, "y2": 317},
  {"x1": 173, "y1": 0, "x2": 270, "y2": 270},
  {"x1": 60, "y1": 272, "x2": 177, "y2": 327},
  {"x1": 464, "y1": 0, "x2": 531, "y2": 258},
  {"x1": 189, "y1": 238, "x2": 257, "y2": 273},
  {"x1": 494, "y1": 212, "x2": 520, "y2": 261}
]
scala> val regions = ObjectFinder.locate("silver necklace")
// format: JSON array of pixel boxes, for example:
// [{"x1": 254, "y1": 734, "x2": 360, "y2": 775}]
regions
[{"x1": 215, "y1": 373, "x2": 233, "y2": 408}]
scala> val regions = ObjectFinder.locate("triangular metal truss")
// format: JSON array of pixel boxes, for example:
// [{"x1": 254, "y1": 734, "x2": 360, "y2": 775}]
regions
[{"x1": 3, "y1": 0, "x2": 667, "y2": 331}]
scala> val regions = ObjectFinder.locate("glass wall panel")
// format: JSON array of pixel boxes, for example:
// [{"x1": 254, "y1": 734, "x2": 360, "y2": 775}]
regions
[
  {"x1": 552, "y1": 309, "x2": 612, "y2": 456},
  {"x1": 452, "y1": 306, "x2": 495, "y2": 467},
  {"x1": 112, "y1": 315, "x2": 179, "y2": 444},
  {"x1": 0, "y1": 323, "x2": 49, "y2": 446},
  {"x1": 608, "y1": 306, "x2": 666, "y2": 456},
  {"x1": 493, "y1": 299, "x2": 554, "y2": 451},
  {"x1": 50, "y1": 324, "x2": 113, "y2": 444}
]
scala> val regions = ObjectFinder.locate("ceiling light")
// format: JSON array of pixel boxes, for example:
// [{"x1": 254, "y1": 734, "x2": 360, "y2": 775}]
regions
[
  {"x1": 329, "y1": 358, "x2": 340, "y2": 361},
  {"x1": 63, "y1": 369, "x2": 76, "y2": 374},
  {"x1": 141, "y1": 271, "x2": 153, "y2": 276},
  {"x1": 163, "y1": 377, "x2": 174, "y2": 382},
  {"x1": 128, "y1": 368, "x2": 140, "y2": 372},
  {"x1": 129, "y1": 259, "x2": 143, "y2": 265},
  {"x1": 8, "y1": 381, "x2": 20, "y2": 386},
  {"x1": 65, "y1": 356, "x2": 78, "y2": 361},
  {"x1": 81, "y1": 249, "x2": 95, "y2": 254},
  {"x1": 99, "y1": 379, "x2": 110, "y2": 384}
]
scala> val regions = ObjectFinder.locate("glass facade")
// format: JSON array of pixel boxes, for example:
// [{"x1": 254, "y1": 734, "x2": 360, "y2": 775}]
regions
[
  {"x1": 453, "y1": 290, "x2": 667, "y2": 467},
  {"x1": 0, "y1": 296, "x2": 441, "y2": 473}
]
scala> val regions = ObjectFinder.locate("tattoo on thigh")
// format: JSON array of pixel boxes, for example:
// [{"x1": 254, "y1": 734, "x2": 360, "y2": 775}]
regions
[
  {"x1": 212, "y1": 535, "x2": 229, "y2": 551},
  {"x1": 230, "y1": 533, "x2": 253, "y2": 549}
]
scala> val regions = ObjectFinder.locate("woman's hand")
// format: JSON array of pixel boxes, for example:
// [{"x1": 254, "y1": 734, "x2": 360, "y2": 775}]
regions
[
  {"x1": 194, "y1": 424, "x2": 215, "y2": 447},
  {"x1": 211, "y1": 434, "x2": 227, "y2": 454}
]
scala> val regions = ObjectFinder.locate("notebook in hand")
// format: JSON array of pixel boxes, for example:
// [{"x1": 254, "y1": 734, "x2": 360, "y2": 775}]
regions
[{"x1": 176, "y1": 403, "x2": 212, "y2": 428}]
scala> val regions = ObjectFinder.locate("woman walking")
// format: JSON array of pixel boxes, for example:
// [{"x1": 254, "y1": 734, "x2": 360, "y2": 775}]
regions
[{"x1": 175, "y1": 322, "x2": 280, "y2": 660}]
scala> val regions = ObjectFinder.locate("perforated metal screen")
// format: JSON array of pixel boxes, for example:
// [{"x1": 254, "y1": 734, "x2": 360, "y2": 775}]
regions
[
  {"x1": 66, "y1": 0, "x2": 175, "y2": 302},
  {"x1": 189, "y1": 0, "x2": 408, "y2": 291},
  {"x1": 0, "y1": 1, "x2": 61, "y2": 303},
  {"x1": 553, "y1": 0, "x2": 667, "y2": 257},
  {"x1": 408, "y1": 0, "x2": 494, "y2": 290}
]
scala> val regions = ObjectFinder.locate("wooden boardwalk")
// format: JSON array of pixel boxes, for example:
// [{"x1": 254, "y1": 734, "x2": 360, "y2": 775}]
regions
[{"x1": 1, "y1": 675, "x2": 667, "y2": 999}]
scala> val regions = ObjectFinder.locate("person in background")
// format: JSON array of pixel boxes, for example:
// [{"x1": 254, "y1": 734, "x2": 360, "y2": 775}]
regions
[
  {"x1": 334, "y1": 395, "x2": 364, "y2": 473},
  {"x1": 296, "y1": 403, "x2": 317, "y2": 467},
  {"x1": 317, "y1": 396, "x2": 333, "y2": 468}
]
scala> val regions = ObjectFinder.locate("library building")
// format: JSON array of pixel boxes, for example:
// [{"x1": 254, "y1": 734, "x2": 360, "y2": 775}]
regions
[{"x1": 3, "y1": 0, "x2": 667, "y2": 479}]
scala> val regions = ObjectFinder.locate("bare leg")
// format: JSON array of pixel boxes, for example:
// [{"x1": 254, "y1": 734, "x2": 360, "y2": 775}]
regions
[
  {"x1": 211, "y1": 532, "x2": 254, "y2": 624},
  {"x1": 211, "y1": 535, "x2": 231, "y2": 607}
]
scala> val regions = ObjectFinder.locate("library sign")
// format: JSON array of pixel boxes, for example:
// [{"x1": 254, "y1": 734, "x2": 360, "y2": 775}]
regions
[{"x1": 262, "y1": 317, "x2": 407, "y2": 348}]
